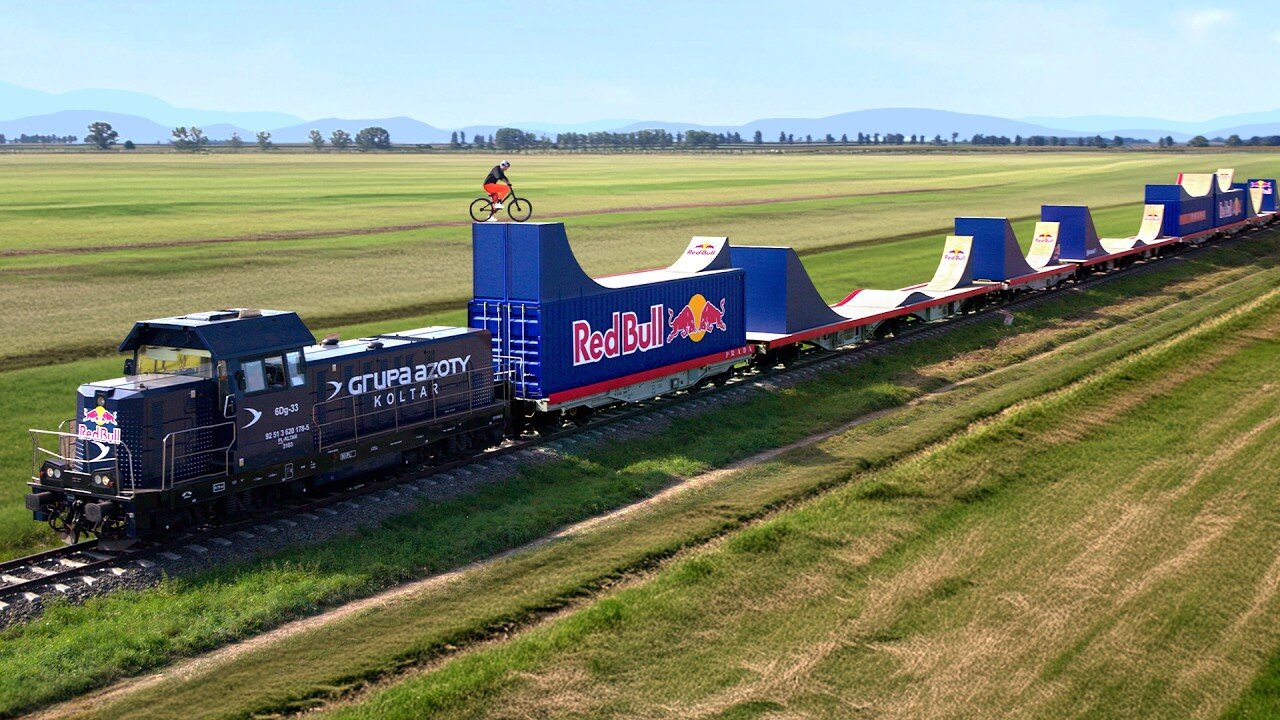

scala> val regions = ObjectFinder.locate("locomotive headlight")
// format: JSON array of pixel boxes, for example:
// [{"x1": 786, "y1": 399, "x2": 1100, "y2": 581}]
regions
[
  {"x1": 45, "y1": 467, "x2": 54, "y2": 478},
  {"x1": 53, "y1": 468, "x2": 62, "y2": 479},
  {"x1": 92, "y1": 474, "x2": 102, "y2": 485}
]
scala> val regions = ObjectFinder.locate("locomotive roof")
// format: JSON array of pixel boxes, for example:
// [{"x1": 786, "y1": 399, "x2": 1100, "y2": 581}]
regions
[
  {"x1": 118, "y1": 309, "x2": 316, "y2": 359},
  {"x1": 304, "y1": 326, "x2": 480, "y2": 362}
]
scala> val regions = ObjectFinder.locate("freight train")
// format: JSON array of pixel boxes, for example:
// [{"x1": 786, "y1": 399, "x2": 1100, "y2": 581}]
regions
[{"x1": 25, "y1": 169, "x2": 1278, "y2": 546}]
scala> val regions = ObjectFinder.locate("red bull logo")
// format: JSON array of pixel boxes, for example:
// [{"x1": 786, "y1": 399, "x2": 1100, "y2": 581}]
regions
[
  {"x1": 1251, "y1": 180, "x2": 1274, "y2": 194},
  {"x1": 943, "y1": 248, "x2": 966, "y2": 261},
  {"x1": 667, "y1": 294, "x2": 728, "y2": 343},
  {"x1": 572, "y1": 304, "x2": 664, "y2": 366},
  {"x1": 78, "y1": 405, "x2": 121, "y2": 442},
  {"x1": 686, "y1": 242, "x2": 717, "y2": 256}
]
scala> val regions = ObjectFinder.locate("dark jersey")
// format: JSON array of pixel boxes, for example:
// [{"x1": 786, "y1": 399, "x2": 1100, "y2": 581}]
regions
[{"x1": 484, "y1": 165, "x2": 508, "y2": 185}]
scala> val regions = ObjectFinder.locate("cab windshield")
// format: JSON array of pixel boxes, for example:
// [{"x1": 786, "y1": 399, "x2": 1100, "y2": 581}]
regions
[{"x1": 134, "y1": 345, "x2": 214, "y2": 378}]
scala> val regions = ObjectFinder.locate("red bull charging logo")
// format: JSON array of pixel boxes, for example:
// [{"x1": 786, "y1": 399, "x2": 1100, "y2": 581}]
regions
[
  {"x1": 78, "y1": 405, "x2": 121, "y2": 442},
  {"x1": 667, "y1": 294, "x2": 727, "y2": 343},
  {"x1": 571, "y1": 295, "x2": 730, "y2": 366}
]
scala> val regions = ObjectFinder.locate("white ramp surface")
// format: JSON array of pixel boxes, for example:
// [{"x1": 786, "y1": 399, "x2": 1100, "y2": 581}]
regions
[
  {"x1": 1025, "y1": 221, "x2": 1061, "y2": 269},
  {"x1": 1216, "y1": 168, "x2": 1235, "y2": 192},
  {"x1": 668, "y1": 236, "x2": 730, "y2": 273},
  {"x1": 1177, "y1": 172, "x2": 1216, "y2": 198},
  {"x1": 926, "y1": 236, "x2": 975, "y2": 292},
  {"x1": 1137, "y1": 204, "x2": 1165, "y2": 242}
]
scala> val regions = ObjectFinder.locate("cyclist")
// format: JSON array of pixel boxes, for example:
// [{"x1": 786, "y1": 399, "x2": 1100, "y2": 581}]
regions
[{"x1": 483, "y1": 160, "x2": 512, "y2": 210}]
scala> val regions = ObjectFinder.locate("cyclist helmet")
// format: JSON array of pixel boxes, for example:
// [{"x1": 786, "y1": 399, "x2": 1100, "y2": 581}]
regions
[{"x1": 500, "y1": 160, "x2": 510, "y2": 168}]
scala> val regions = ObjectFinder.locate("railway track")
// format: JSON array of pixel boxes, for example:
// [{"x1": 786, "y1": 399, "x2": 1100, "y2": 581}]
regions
[{"x1": 0, "y1": 222, "x2": 1266, "y2": 613}]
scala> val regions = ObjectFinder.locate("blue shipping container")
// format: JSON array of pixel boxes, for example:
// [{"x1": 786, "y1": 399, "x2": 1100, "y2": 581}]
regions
[
  {"x1": 1145, "y1": 185, "x2": 1214, "y2": 236},
  {"x1": 469, "y1": 223, "x2": 746, "y2": 401}
]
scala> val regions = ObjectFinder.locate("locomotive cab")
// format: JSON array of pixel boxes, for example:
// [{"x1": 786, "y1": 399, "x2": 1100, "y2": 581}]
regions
[{"x1": 26, "y1": 309, "x2": 316, "y2": 543}]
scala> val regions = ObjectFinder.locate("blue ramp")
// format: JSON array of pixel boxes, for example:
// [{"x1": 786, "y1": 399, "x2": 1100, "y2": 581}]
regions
[
  {"x1": 1040, "y1": 206, "x2": 1108, "y2": 262},
  {"x1": 728, "y1": 246, "x2": 843, "y2": 335},
  {"x1": 953, "y1": 217, "x2": 1036, "y2": 281}
]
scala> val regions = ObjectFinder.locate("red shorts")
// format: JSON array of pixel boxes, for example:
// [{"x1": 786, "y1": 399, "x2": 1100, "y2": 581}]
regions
[{"x1": 484, "y1": 183, "x2": 510, "y2": 202}]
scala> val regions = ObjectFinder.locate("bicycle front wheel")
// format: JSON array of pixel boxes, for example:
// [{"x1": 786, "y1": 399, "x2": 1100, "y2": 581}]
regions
[
  {"x1": 469, "y1": 197, "x2": 494, "y2": 222},
  {"x1": 507, "y1": 197, "x2": 533, "y2": 222}
]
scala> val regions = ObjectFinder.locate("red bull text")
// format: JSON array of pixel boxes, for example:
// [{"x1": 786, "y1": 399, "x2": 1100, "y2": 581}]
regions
[{"x1": 573, "y1": 305, "x2": 664, "y2": 366}]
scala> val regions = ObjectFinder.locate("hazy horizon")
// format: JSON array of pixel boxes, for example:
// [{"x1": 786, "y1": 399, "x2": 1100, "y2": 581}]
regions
[{"x1": 3, "y1": 1, "x2": 1277, "y2": 127}]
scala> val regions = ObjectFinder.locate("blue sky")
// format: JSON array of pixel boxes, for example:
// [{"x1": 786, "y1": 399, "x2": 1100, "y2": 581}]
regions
[{"x1": 5, "y1": 0, "x2": 1277, "y2": 124}]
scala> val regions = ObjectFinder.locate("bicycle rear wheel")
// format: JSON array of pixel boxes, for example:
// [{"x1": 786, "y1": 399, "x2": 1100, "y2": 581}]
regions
[
  {"x1": 469, "y1": 197, "x2": 494, "y2": 222},
  {"x1": 507, "y1": 197, "x2": 533, "y2": 222}
]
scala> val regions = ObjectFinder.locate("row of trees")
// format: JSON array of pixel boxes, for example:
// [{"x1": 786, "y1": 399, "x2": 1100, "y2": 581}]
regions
[
  {"x1": 68, "y1": 122, "x2": 396, "y2": 152},
  {"x1": 44, "y1": 121, "x2": 1280, "y2": 153},
  {"x1": 461, "y1": 128, "x2": 1159, "y2": 151},
  {"x1": 5, "y1": 133, "x2": 79, "y2": 144}
]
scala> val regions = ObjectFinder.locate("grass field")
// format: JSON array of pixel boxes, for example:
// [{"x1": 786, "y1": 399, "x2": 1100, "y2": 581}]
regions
[
  {"x1": 13, "y1": 227, "x2": 1280, "y2": 720},
  {"x1": 0, "y1": 151, "x2": 1277, "y2": 718}
]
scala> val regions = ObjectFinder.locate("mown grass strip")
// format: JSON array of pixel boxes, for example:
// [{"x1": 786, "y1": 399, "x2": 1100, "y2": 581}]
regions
[{"x1": 31, "y1": 233, "x2": 1280, "y2": 720}]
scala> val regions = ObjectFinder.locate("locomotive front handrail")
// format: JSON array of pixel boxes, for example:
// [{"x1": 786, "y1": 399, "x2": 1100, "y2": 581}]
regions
[
  {"x1": 28, "y1": 428, "x2": 138, "y2": 496},
  {"x1": 161, "y1": 420, "x2": 236, "y2": 490}
]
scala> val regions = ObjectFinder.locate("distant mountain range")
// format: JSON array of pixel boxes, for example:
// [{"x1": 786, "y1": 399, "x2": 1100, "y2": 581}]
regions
[{"x1": 3, "y1": 81, "x2": 1279, "y2": 144}]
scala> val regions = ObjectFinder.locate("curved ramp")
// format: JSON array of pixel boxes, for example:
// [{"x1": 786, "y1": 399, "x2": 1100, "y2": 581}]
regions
[
  {"x1": 728, "y1": 246, "x2": 844, "y2": 334},
  {"x1": 925, "y1": 235, "x2": 976, "y2": 292},
  {"x1": 1177, "y1": 172, "x2": 1216, "y2": 197},
  {"x1": 1216, "y1": 168, "x2": 1235, "y2": 192},
  {"x1": 668, "y1": 236, "x2": 732, "y2": 273},
  {"x1": 1040, "y1": 206, "x2": 1108, "y2": 262},
  {"x1": 1025, "y1": 221, "x2": 1062, "y2": 269},
  {"x1": 954, "y1": 217, "x2": 1037, "y2": 281},
  {"x1": 1249, "y1": 179, "x2": 1277, "y2": 213},
  {"x1": 1136, "y1": 204, "x2": 1165, "y2": 241}
]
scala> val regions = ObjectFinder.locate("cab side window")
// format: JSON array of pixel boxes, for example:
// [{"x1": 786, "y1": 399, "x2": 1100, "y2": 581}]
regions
[
  {"x1": 262, "y1": 356, "x2": 288, "y2": 391},
  {"x1": 241, "y1": 360, "x2": 267, "y2": 394},
  {"x1": 285, "y1": 351, "x2": 306, "y2": 387}
]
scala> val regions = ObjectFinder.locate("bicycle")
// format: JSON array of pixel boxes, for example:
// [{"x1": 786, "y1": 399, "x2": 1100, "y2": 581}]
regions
[{"x1": 469, "y1": 185, "x2": 533, "y2": 223}]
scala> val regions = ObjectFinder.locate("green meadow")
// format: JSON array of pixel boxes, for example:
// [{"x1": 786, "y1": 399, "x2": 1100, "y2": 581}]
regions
[{"x1": 2, "y1": 150, "x2": 1279, "y2": 719}]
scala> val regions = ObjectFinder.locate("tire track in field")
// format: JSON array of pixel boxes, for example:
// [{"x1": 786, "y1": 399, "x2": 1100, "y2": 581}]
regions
[{"x1": 0, "y1": 185, "x2": 1004, "y2": 258}]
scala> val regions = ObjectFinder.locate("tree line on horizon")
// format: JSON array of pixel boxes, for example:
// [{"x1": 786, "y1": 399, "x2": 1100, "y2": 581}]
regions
[{"x1": 7, "y1": 121, "x2": 1280, "y2": 151}]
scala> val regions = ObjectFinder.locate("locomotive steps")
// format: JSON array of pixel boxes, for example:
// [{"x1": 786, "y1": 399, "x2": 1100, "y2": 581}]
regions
[{"x1": 11, "y1": 226, "x2": 1280, "y2": 718}]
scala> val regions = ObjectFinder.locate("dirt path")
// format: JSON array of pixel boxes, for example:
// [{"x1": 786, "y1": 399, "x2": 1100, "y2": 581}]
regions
[{"x1": 0, "y1": 186, "x2": 975, "y2": 258}]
